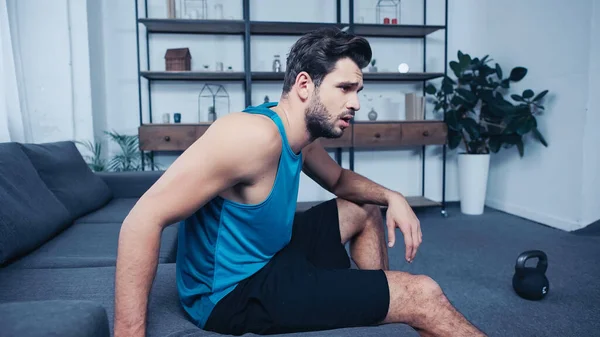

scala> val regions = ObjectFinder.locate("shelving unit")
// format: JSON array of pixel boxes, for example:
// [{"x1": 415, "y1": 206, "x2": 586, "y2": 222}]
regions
[{"x1": 134, "y1": 0, "x2": 449, "y2": 215}]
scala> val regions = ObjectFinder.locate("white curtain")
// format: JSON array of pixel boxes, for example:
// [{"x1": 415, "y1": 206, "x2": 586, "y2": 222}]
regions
[{"x1": 0, "y1": 0, "x2": 27, "y2": 143}]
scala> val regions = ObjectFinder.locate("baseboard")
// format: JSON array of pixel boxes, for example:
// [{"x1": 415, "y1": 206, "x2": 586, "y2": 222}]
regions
[{"x1": 485, "y1": 198, "x2": 583, "y2": 232}]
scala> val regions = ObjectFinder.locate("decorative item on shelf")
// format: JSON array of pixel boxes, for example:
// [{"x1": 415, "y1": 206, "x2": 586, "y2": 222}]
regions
[
  {"x1": 227, "y1": 66, "x2": 233, "y2": 72},
  {"x1": 398, "y1": 63, "x2": 410, "y2": 73},
  {"x1": 216, "y1": 62, "x2": 224, "y2": 72},
  {"x1": 167, "y1": 0, "x2": 176, "y2": 18},
  {"x1": 162, "y1": 113, "x2": 171, "y2": 124},
  {"x1": 208, "y1": 106, "x2": 216, "y2": 122},
  {"x1": 181, "y1": 0, "x2": 207, "y2": 19},
  {"x1": 198, "y1": 84, "x2": 230, "y2": 123},
  {"x1": 376, "y1": 0, "x2": 400, "y2": 24},
  {"x1": 404, "y1": 92, "x2": 424, "y2": 120},
  {"x1": 202, "y1": 64, "x2": 209, "y2": 71},
  {"x1": 165, "y1": 48, "x2": 191, "y2": 71},
  {"x1": 425, "y1": 50, "x2": 550, "y2": 215},
  {"x1": 368, "y1": 108, "x2": 378, "y2": 121},
  {"x1": 264, "y1": 95, "x2": 270, "y2": 103},
  {"x1": 214, "y1": 4, "x2": 224, "y2": 20},
  {"x1": 272, "y1": 55, "x2": 282, "y2": 72},
  {"x1": 368, "y1": 59, "x2": 378, "y2": 72},
  {"x1": 174, "y1": 113, "x2": 182, "y2": 123}
]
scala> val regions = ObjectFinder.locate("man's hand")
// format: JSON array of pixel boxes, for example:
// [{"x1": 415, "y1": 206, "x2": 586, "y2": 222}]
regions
[{"x1": 385, "y1": 193, "x2": 422, "y2": 263}]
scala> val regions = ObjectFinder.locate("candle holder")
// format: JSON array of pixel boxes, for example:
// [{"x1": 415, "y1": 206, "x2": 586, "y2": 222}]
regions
[
  {"x1": 376, "y1": 0, "x2": 401, "y2": 24},
  {"x1": 198, "y1": 84, "x2": 230, "y2": 123}
]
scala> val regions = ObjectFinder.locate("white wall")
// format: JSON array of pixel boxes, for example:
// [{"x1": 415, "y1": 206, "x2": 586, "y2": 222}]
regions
[
  {"x1": 87, "y1": 0, "x2": 108, "y2": 147},
  {"x1": 448, "y1": 0, "x2": 598, "y2": 231},
  {"x1": 7, "y1": 0, "x2": 94, "y2": 144},
  {"x1": 582, "y1": 0, "x2": 600, "y2": 226}
]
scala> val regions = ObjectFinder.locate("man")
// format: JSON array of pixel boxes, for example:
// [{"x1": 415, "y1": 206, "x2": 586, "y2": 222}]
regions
[{"x1": 114, "y1": 28, "x2": 486, "y2": 337}]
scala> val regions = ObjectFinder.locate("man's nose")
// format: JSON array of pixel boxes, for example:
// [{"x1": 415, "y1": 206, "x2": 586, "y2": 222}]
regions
[{"x1": 347, "y1": 96, "x2": 360, "y2": 112}]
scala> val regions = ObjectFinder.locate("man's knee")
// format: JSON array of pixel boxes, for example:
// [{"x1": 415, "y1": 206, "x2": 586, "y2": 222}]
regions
[
  {"x1": 387, "y1": 272, "x2": 442, "y2": 301},
  {"x1": 383, "y1": 272, "x2": 445, "y2": 324}
]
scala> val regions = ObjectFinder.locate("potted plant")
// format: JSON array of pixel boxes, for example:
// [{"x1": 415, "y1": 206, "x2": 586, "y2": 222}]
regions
[
  {"x1": 425, "y1": 51, "x2": 549, "y2": 215},
  {"x1": 77, "y1": 130, "x2": 160, "y2": 172}
]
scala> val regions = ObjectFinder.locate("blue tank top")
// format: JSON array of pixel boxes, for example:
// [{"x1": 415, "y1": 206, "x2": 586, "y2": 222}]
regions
[{"x1": 175, "y1": 102, "x2": 303, "y2": 328}]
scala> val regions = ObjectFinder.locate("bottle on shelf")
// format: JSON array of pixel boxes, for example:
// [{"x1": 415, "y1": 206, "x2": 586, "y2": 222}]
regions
[{"x1": 272, "y1": 55, "x2": 282, "y2": 72}]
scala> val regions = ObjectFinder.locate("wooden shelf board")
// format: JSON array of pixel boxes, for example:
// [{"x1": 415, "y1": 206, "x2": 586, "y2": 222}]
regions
[
  {"x1": 296, "y1": 196, "x2": 440, "y2": 213},
  {"x1": 139, "y1": 18, "x2": 245, "y2": 34}
]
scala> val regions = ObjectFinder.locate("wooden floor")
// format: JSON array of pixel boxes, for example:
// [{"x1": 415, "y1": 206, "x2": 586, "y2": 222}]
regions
[{"x1": 296, "y1": 196, "x2": 441, "y2": 213}]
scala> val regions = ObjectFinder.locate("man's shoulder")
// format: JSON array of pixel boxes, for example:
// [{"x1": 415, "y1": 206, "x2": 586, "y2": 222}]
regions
[{"x1": 205, "y1": 112, "x2": 282, "y2": 154}]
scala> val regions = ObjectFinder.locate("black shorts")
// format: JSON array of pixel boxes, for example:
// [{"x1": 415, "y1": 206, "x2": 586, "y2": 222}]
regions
[{"x1": 204, "y1": 199, "x2": 390, "y2": 335}]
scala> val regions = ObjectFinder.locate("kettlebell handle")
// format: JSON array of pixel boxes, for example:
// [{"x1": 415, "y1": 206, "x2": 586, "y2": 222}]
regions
[{"x1": 515, "y1": 250, "x2": 548, "y2": 274}]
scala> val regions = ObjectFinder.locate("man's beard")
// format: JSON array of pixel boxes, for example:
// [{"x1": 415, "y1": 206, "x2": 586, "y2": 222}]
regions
[{"x1": 304, "y1": 94, "x2": 346, "y2": 140}]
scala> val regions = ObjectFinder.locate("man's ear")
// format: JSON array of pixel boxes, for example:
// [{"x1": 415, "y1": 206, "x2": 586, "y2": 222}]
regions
[{"x1": 294, "y1": 71, "x2": 314, "y2": 102}]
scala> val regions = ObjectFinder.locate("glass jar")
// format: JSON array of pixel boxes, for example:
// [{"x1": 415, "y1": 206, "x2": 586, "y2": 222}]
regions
[{"x1": 272, "y1": 55, "x2": 282, "y2": 72}]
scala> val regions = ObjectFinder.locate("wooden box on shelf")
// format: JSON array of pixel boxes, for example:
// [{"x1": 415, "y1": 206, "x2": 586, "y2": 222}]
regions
[{"x1": 165, "y1": 48, "x2": 191, "y2": 71}]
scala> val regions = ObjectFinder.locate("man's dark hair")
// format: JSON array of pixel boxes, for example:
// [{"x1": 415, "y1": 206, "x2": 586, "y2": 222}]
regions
[{"x1": 282, "y1": 27, "x2": 372, "y2": 94}]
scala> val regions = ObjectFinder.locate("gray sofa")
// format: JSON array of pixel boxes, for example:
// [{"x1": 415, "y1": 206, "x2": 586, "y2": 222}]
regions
[{"x1": 0, "y1": 141, "x2": 417, "y2": 337}]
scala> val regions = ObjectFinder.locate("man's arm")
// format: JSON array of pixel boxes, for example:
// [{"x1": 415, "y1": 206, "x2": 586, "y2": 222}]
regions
[
  {"x1": 302, "y1": 140, "x2": 422, "y2": 262},
  {"x1": 302, "y1": 140, "x2": 395, "y2": 205},
  {"x1": 114, "y1": 113, "x2": 279, "y2": 337}
]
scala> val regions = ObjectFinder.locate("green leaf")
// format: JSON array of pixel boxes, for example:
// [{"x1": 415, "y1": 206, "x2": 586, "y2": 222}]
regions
[
  {"x1": 489, "y1": 136, "x2": 502, "y2": 153},
  {"x1": 448, "y1": 129, "x2": 462, "y2": 149},
  {"x1": 532, "y1": 127, "x2": 548, "y2": 147},
  {"x1": 509, "y1": 67, "x2": 527, "y2": 81},
  {"x1": 522, "y1": 89, "x2": 534, "y2": 99},
  {"x1": 516, "y1": 138, "x2": 524, "y2": 157},
  {"x1": 455, "y1": 88, "x2": 477, "y2": 103},
  {"x1": 533, "y1": 90, "x2": 549, "y2": 102},
  {"x1": 450, "y1": 61, "x2": 461, "y2": 77},
  {"x1": 517, "y1": 116, "x2": 534, "y2": 135},
  {"x1": 425, "y1": 83, "x2": 437, "y2": 95},
  {"x1": 442, "y1": 82, "x2": 454, "y2": 94},
  {"x1": 443, "y1": 75, "x2": 457, "y2": 85},
  {"x1": 461, "y1": 118, "x2": 480, "y2": 139},
  {"x1": 511, "y1": 94, "x2": 524, "y2": 102},
  {"x1": 445, "y1": 110, "x2": 461, "y2": 131},
  {"x1": 460, "y1": 54, "x2": 472, "y2": 70},
  {"x1": 501, "y1": 79, "x2": 510, "y2": 88},
  {"x1": 495, "y1": 64, "x2": 503, "y2": 79}
]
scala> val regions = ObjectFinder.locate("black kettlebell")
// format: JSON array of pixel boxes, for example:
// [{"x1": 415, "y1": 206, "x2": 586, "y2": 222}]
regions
[{"x1": 512, "y1": 250, "x2": 549, "y2": 301}]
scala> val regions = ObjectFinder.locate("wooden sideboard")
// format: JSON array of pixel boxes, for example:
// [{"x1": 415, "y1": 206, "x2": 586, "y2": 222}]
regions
[
  {"x1": 138, "y1": 120, "x2": 447, "y2": 152},
  {"x1": 138, "y1": 121, "x2": 447, "y2": 209}
]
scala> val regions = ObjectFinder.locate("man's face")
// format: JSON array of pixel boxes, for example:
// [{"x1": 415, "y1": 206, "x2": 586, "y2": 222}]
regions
[{"x1": 305, "y1": 58, "x2": 363, "y2": 139}]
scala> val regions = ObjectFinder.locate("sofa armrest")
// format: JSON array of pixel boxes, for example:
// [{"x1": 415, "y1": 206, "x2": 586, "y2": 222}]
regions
[
  {"x1": 96, "y1": 171, "x2": 164, "y2": 198},
  {"x1": 0, "y1": 300, "x2": 110, "y2": 337}
]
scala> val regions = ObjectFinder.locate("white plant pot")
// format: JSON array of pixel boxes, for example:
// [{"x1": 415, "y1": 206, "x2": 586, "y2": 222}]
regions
[{"x1": 458, "y1": 153, "x2": 491, "y2": 215}]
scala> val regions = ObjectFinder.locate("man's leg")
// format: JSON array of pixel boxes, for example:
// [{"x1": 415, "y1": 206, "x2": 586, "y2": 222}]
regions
[
  {"x1": 336, "y1": 198, "x2": 388, "y2": 270},
  {"x1": 335, "y1": 198, "x2": 486, "y2": 337}
]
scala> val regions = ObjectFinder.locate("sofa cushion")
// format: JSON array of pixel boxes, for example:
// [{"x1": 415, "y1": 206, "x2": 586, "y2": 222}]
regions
[
  {"x1": 0, "y1": 264, "x2": 416, "y2": 337},
  {"x1": 6, "y1": 222, "x2": 178, "y2": 269},
  {"x1": 0, "y1": 300, "x2": 109, "y2": 337},
  {"x1": 96, "y1": 171, "x2": 164, "y2": 198},
  {"x1": 75, "y1": 198, "x2": 139, "y2": 224},
  {"x1": 20, "y1": 141, "x2": 113, "y2": 219},
  {"x1": 0, "y1": 143, "x2": 72, "y2": 266},
  {"x1": 0, "y1": 264, "x2": 213, "y2": 337}
]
